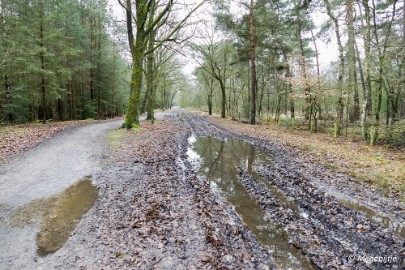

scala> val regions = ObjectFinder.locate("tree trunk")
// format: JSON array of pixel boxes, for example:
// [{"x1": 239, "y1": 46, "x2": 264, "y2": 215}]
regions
[
  {"x1": 249, "y1": 0, "x2": 257, "y2": 125},
  {"x1": 208, "y1": 94, "x2": 212, "y2": 115},
  {"x1": 124, "y1": 0, "x2": 146, "y2": 128},
  {"x1": 96, "y1": 28, "x2": 102, "y2": 117},
  {"x1": 230, "y1": 68, "x2": 237, "y2": 118},
  {"x1": 220, "y1": 79, "x2": 226, "y2": 118},
  {"x1": 89, "y1": 16, "x2": 95, "y2": 102},
  {"x1": 140, "y1": 83, "x2": 148, "y2": 114},
  {"x1": 398, "y1": 0, "x2": 405, "y2": 116},
  {"x1": 258, "y1": 65, "x2": 265, "y2": 117},
  {"x1": 146, "y1": 51, "x2": 156, "y2": 120},
  {"x1": 228, "y1": 68, "x2": 233, "y2": 115},
  {"x1": 297, "y1": 15, "x2": 310, "y2": 125},
  {"x1": 324, "y1": 0, "x2": 345, "y2": 137},
  {"x1": 371, "y1": 0, "x2": 397, "y2": 144},
  {"x1": 310, "y1": 29, "x2": 320, "y2": 129},
  {"x1": 284, "y1": 52, "x2": 294, "y2": 124},
  {"x1": 310, "y1": 29, "x2": 321, "y2": 91},
  {"x1": 258, "y1": 84, "x2": 264, "y2": 116},
  {"x1": 398, "y1": 0, "x2": 405, "y2": 117},
  {"x1": 360, "y1": 0, "x2": 372, "y2": 140},
  {"x1": 403, "y1": 0, "x2": 405, "y2": 118},
  {"x1": 347, "y1": 0, "x2": 359, "y2": 122},
  {"x1": 0, "y1": 0, "x2": 12, "y2": 121},
  {"x1": 145, "y1": 50, "x2": 155, "y2": 120},
  {"x1": 40, "y1": 10, "x2": 46, "y2": 124},
  {"x1": 146, "y1": 0, "x2": 157, "y2": 121},
  {"x1": 354, "y1": 41, "x2": 366, "y2": 103}
]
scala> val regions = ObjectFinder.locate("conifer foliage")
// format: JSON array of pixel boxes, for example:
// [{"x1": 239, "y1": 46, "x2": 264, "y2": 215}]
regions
[{"x1": 0, "y1": 0, "x2": 130, "y2": 123}]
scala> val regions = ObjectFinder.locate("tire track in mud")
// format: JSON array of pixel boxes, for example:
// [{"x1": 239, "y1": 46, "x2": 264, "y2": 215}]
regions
[
  {"x1": 183, "y1": 112, "x2": 405, "y2": 222},
  {"x1": 183, "y1": 111, "x2": 405, "y2": 269},
  {"x1": 239, "y1": 169, "x2": 403, "y2": 269}
]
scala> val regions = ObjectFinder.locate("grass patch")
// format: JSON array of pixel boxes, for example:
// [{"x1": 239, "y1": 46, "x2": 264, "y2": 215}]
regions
[{"x1": 108, "y1": 129, "x2": 125, "y2": 149}]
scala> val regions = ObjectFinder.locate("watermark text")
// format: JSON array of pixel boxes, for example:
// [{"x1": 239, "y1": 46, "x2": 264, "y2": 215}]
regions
[{"x1": 348, "y1": 255, "x2": 402, "y2": 264}]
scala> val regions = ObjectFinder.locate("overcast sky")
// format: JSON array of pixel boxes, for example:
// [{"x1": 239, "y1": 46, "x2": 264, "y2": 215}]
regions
[{"x1": 107, "y1": 0, "x2": 338, "y2": 77}]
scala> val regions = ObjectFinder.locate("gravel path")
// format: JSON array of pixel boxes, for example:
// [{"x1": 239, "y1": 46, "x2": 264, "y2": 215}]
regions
[{"x1": 0, "y1": 120, "x2": 122, "y2": 269}]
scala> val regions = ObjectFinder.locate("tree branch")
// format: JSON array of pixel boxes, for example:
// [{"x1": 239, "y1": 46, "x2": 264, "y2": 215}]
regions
[
  {"x1": 144, "y1": 0, "x2": 207, "y2": 56},
  {"x1": 144, "y1": 0, "x2": 174, "y2": 37}
]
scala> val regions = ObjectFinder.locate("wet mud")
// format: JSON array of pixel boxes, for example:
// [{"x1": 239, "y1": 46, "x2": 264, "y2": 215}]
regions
[
  {"x1": 337, "y1": 199, "x2": 405, "y2": 238},
  {"x1": 2, "y1": 111, "x2": 404, "y2": 269},
  {"x1": 34, "y1": 117, "x2": 273, "y2": 269},
  {"x1": 189, "y1": 136, "x2": 315, "y2": 269},
  {"x1": 184, "y1": 112, "x2": 405, "y2": 269}
]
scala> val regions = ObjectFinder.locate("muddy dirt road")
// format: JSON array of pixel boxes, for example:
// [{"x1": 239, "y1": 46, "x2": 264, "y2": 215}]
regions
[
  {"x1": 185, "y1": 112, "x2": 404, "y2": 269},
  {"x1": 0, "y1": 111, "x2": 404, "y2": 269}
]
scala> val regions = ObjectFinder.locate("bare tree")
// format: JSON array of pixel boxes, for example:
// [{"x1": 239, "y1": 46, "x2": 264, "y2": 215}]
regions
[{"x1": 118, "y1": 0, "x2": 206, "y2": 128}]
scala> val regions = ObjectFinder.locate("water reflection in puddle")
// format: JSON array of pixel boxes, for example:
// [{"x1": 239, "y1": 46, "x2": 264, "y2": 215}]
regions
[
  {"x1": 188, "y1": 136, "x2": 315, "y2": 269},
  {"x1": 338, "y1": 199, "x2": 405, "y2": 239},
  {"x1": 10, "y1": 176, "x2": 98, "y2": 256}
]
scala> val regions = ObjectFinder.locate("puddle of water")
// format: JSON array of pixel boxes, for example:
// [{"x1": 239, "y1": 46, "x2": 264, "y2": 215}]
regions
[
  {"x1": 338, "y1": 199, "x2": 405, "y2": 239},
  {"x1": 189, "y1": 136, "x2": 315, "y2": 270},
  {"x1": 10, "y1": 176, "x2": 98, "y2": 256}
]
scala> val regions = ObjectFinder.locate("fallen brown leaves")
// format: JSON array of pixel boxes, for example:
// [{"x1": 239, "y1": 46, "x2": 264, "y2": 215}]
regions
[
  {"x1": 0, "y1": 120, "x2": 101, "y2": 161},
  {"x1": 209, "y1": 115, "x2": 405, "y2": 200},
  {"x1": 58, "y1": 116, "x2": 272, "y2": 269}
]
